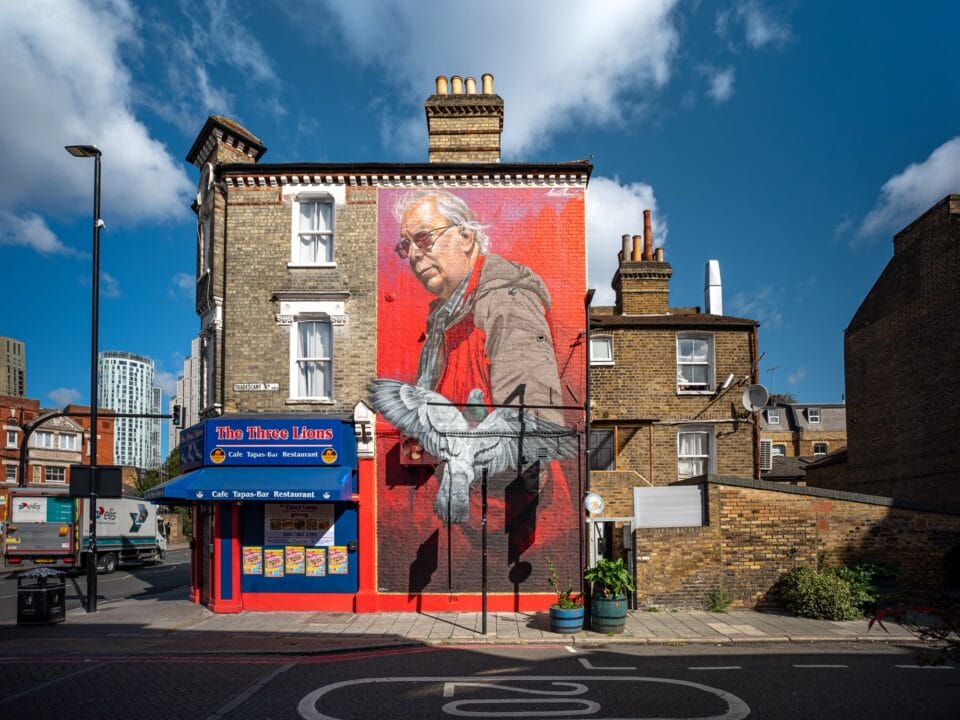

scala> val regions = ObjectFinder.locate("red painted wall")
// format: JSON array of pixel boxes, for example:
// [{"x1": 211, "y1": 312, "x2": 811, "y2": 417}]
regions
[{"x1": 374, "y1": 188, "x2": 586, "y2": 606}]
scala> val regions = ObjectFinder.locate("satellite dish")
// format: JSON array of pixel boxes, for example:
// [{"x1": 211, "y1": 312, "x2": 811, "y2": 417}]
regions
[{"x1": 742, "y1": 384, "x2": 769, "y2": 412}]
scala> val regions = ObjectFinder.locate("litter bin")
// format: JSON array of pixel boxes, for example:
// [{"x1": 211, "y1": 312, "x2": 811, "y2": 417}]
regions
[{"x1": 17, "y1": 568, "x2": 66, "y2": 625}]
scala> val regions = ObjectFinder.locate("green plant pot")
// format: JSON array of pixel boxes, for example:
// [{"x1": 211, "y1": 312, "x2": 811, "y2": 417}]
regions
[
  {"x1": 549, "y1": 605, "x2": 584, "y2": 634},
  {"x1": 590, "y1": 595, "x2": 628, "y2": 634}
]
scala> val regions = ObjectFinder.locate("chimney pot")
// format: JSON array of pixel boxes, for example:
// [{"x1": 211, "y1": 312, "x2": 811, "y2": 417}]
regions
[
  {"x1": 481, "y1": 73, "x2": 494, "y2": 94},
  {"x1": 435, "y1": 76, "x2": 449, "y2": 95},
  {"x1": 621, "y1": 234, "x2": 631, "y2": 262},
  {"x1": 643, "y1": 209, "x2": 654, "y2": 261},
  {"x1": 630, "y1": 234, "x2": 643, "y2": 261},
  {"x1": 451, "y1": 75, "x2": 463, "y2": 95},
  {"x1": 465, "y1": 76, "x2": 477, "y2": 95},
  {"x1": 654, "y1": 247, "x2": 664, "y2": 262}
]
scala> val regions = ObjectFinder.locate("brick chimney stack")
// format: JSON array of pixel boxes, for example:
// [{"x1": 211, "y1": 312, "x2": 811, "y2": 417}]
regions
[
  {"x1": 426, "y1": 73, "x2": 504, "y2": 163},
  {"x1": 612, "y1": 209, "x2": 672, "y2": 315},
  {"x1": 186, "y1": 114, "x2": 266, "y2": 169}
]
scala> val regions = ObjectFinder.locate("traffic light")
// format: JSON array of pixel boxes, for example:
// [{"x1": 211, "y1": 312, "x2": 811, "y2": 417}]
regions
[{"x1": 172, "y1": 404, "x2": 183, "y2": 427}]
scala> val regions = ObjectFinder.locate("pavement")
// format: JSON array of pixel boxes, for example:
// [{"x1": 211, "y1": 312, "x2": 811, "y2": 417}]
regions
[{"x1": 0, "y1": 583, "x2": 923, "y2": 658}]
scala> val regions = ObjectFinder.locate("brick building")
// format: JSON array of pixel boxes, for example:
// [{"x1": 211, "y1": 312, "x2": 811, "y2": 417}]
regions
[
  {"x1": 759, "y1": 399, "x2": 846, "y2": 482},
  {"x1": 149, "y1": 74, "x2": 591, "y2": 613},
  {"x1": 587, "y1": 222, "x2": 759, "y2": 570},
  {"x1": 806, "y1": 195, "x2": 960, "y2": 506}
]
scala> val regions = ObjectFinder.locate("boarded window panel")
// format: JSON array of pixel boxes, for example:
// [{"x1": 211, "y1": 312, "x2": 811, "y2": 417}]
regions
[{"x1": 633, "y1": 485, "x2": 705, "y2": 528}]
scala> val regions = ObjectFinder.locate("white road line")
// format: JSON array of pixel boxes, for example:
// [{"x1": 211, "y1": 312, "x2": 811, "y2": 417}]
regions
[
  {"x1": 689, "y1": 666, "x2": 742, "y2": 671},
  {"x1": 578, "y1": 658, "x2": 636, "y2": 670},
  {"x1": 564, "y1": 645, "x2": 577, "y2": 653},
  {"x1": 895, "y1": 665, "x2": 954, "y2": 670},
  {"x1": 793, "y1": 664, "x2": 848, "y2": 668},
  {"x1": 206, "y1": 661, "x2": 296, "y2": 719}
]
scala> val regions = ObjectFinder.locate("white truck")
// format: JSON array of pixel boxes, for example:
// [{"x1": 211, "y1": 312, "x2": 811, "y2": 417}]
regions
[{"x1": 4, "y1": 490, "x2": 167, "y2": 573}]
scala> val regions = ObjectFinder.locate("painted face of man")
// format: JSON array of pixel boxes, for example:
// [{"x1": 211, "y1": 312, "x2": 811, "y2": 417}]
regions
[{"x1": 400, "y1": 198, "x2": 477, "y2": 300}]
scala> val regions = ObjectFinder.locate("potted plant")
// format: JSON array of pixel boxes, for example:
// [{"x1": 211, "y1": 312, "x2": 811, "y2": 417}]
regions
[
  {"x1": 547, "y1": 558, "x2": 584, "y2": 633},
  {"x1": 584, "y1": 557, "x2": 635, "y2": 634}
]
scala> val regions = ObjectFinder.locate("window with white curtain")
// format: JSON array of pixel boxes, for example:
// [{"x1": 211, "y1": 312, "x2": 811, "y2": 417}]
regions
[
  {"x1": 5, "y1": 465, "x2": 16, "y2": 483},
  {"x1": 294, "y1": 198, "x2": 334, "y2": 265},
  {"x1": 6, "y1": 430, "x2": 17, "y2": 449},
  {"x1": 295, "y1": 320, "x2": 333, "y2": 399},
  {"x1": 33, "y1": 431, "x2": 54, "y2": 449},
  {"x1": 678, "y1": 428, "x2": 712, "y2": 479},
  {"x1": 590, "y1": 336, "x2": 613, "y2": 365},
  {"x1": 772, "y1": 444, "x2": 787, "y2": 457},
  {"x1": 676, "y1": 333, "x2": 713, "y2": 392},
  {"x1": 59, "y1": 434, "x2": 78, "y2": 451}
]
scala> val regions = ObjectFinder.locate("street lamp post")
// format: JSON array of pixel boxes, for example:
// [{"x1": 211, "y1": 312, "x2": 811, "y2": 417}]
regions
[{"x1": 66, "y1": 144, "x2": 102, "y2": 613}]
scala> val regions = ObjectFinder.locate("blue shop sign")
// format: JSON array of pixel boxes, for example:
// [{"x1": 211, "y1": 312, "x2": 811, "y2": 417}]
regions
[{"x1": 180, "y1": 418, "x2": 347, "y2": 470}]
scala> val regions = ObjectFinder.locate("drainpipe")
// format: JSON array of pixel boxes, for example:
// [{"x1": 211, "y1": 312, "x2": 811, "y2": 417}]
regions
[
  {"x1": 751, "y1": 325, "x2": 760, "y2": 479},
  {"x1": 583, "y1": 289, "x2": 595, "y2": 597}
]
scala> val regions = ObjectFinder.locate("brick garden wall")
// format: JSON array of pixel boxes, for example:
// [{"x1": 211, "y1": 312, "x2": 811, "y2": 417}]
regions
[{"x1": 634, "y1": 478, "x2": 960, "y2": 609}]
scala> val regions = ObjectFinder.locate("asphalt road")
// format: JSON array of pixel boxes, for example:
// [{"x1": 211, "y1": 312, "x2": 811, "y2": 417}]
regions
[
  {"x1": 0, "y1": 548, "x2": 190, "y2": 615},
  {"x1": 0, "y1": 643, "x2": 956, "y2": 719}
]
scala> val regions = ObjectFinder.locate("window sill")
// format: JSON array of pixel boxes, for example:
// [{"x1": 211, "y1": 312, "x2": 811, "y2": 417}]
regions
[
  {"x1": 286, "y1": 398, "x2": 336, "y2": 405},
  {"x1": 287, "y1": 262, "x2": 337, "y2": 269},
  {"x1": 676, "y1": 389, "x2": 715, "y2": 395},
  {"x1": 590, "y1": 361, "x2": 615, "y2": 367}
]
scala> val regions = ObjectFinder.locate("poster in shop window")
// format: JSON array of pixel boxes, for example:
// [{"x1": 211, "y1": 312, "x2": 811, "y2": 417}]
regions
[
  {"x1": 285, "y1": 546, "x2": 305, "y2": 574},
  {"x1": 306, "y1": 547, "x2": 326, "y2": 577},
  {"x1": 264, "y1": 504, "x2": 335, "y2": 547},
  {"x1": 327, "y1": 545, "x2": 348, "y2": 574},
  {"x1": 264, "y1": 548, "x2": 284, "y2": 578},
  {"x1": 242, "y1": 546, "x2": 263, "y2": 575}
]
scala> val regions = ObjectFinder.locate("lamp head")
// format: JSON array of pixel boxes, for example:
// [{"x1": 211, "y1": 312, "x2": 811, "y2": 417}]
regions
[{"x1": 65, "y1": 145, "x2": 101, "y2": 158}]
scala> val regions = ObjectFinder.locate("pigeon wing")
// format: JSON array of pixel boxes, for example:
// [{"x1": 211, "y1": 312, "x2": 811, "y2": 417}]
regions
[
  {"x1": 472, "y1": 408, "x2": 578, "y2": 475},
  {"x1": 367, "y1": 379, "x2": 468, "y2": 458}
]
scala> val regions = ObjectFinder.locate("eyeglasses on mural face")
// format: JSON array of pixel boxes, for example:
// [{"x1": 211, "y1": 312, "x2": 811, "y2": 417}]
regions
[{"x1": 394, "y1": 224, "x2": 457, "y2": 259}]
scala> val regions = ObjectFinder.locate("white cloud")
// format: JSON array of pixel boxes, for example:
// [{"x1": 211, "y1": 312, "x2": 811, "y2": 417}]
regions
[
  {"x1": 101, "y1": 272, "x2": 121, "y2": 299},
  {"x1": 736, "y1": 1, "x2": 792, "y2": 49},
  {"x1": 705, "y1": 66, "x2": 736, "y2": 104},
  {"x1": 169, "y1": 272, "x2": 194, "y2": 301},
  {"x1": 155, "y1": 369, "x2": 179, "y2": 397},
  {"x1": 321, "y1": 0, "x2": 680, "y2": 158},
  {"x1": 0, "y1": 0, "x2": 192, "y2": 236},
  {"x1": 586, "y1": 176, "x2": 667, "y2": 306},
  {"x1": 727, "y1": 286, "x2": 782, "y2": 328},
  {"x1": 0, "y1": 211, "x2": 83, "y2": 256},
  {"x1": 787, "y1": 368, "x2": 807, "y2": 386},
  {"x1": 857, "y1": 137, "x2": 960, "y2": 240},
  {"x1": 48, "y1": 387, "x2": 82, "y2": 407}
]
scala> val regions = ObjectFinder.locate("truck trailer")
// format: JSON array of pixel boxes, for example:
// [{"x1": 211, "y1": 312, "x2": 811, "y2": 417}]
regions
[{"x1": 4, "y1": 489, "x2": 166, "y2": 573}]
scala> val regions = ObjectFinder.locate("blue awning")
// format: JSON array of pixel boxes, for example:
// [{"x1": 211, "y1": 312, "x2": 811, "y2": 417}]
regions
[{"x1": 145, "y1": 466, "x2": 354, "y2": 502}]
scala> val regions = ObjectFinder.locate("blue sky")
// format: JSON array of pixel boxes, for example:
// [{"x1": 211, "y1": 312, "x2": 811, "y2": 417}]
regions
[{"x1": 2, "y1": 1, "x2": 958, "y2": 458}]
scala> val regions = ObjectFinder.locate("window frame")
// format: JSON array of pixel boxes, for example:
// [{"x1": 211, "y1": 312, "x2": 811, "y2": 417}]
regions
[
  {"x1": 589, "y1": 429, "x2": 615, "y2": 471},
  {"x1": 767, "y1": 409, "x2": 780, "y2": 425},
  {"x1": 5, "y1": 429, "x2": 17, "y2": 449},
  {"x1": 45, "y1": 466, "x2": 66, "y2": 484},
  {"x1": 4, "y1": 464, "x2": 16, "y2": 483},
  {"x1": 58, "y1": 433, "x2": 78, "y2": 451},
  {"x1": 291, "y1": 317, "x2": 334, "y2": 402},
  {"x1": 589, "y1": 336, "x2": 614, "y2": 366},
  {"x1": 772, "y1": 443, "x2": 787, "y2": 457},
  {"x1": 813, "y1": 442, "x2": 828, "y2": 456},
  {"x1": 807, "y1": 407, "x2": 821, "y2": 424},
  {"x1": 290, "y1": 193, "x2": 336, "y2": 268},
  {"x1": 676, "y1": 332, "x2": 715, "y2": 393},
  {"x1": 677, "y1": 426, "x2": 714, "y2": 480}
]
